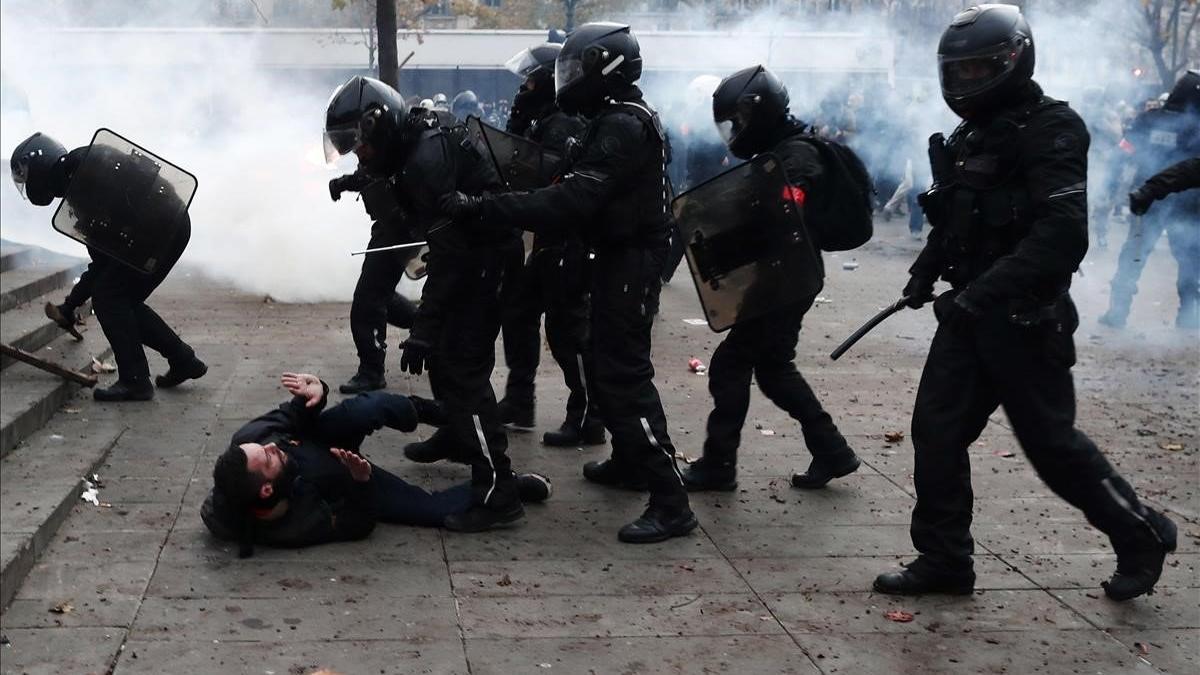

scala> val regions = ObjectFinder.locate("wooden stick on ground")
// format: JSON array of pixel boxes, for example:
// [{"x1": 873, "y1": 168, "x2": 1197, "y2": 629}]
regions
[{"x1": 0, "y1": 343, "x2": 98, "y2": 387}]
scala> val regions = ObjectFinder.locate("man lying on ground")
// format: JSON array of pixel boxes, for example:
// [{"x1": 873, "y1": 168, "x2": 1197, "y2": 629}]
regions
[{"x1": 201, "y1": 372, "x2": 550, "y2": 556}]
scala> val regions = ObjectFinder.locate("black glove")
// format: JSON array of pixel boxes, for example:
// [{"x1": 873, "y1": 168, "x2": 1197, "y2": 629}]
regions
[
  {"x1": 438, "y1": 191, "x2": 485, "y2": 220},
  {"x1": 1129, "y1": 187, "x2": 1154, "y2": 216},
  {"x1": 902, "y1": 275, "x2": 936, "y2": 309},
  {"x1": 399, "y1": 338, "x2": 432, "y2": 376},
  {"x1": 942, "y1": 293, "x2": 983, "y2": 333},
  {"x1": 329, "y1": 177, "x2": 346, "y2": 202}
]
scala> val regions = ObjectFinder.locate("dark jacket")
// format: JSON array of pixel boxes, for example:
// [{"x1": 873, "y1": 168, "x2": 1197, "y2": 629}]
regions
[
  {"x1": 483, "y1": 86, "x2": 671, "y2": 248},
  {"x1": 200, "y1": 382, "x2": 413, "y2": 549},
  {"x1": 391, "y1": 117, "x2": 518, "y2": 345},
  {"x1": 911, "y1": 81, "x2": 1090, "y2": 314},
  {"x1": 1139, "y1": 156, "x2": 1200, "y2": 207}
]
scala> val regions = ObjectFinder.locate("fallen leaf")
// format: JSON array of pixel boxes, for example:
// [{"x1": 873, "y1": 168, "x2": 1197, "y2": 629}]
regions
[
  {"x1": 1158, "y1": 442, "x2": 1184, "y2": 452},
  {"x1": 49, "y1": 601, "x2": 74, "y2": 614},
  {"x1": 884, "y1": 431, "x2": 904, "y2": 443},
  {"x1": 884, "y1": 609, "x2": 914, "y2": 623},
  {"x1": 63, "y1": 407, "x2": 81, "y2": 414}
]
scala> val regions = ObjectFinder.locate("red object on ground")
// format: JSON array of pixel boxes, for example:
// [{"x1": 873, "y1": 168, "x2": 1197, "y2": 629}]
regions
[{"x1": 884, "y1": 610, "x2": 915, "y2": 623}]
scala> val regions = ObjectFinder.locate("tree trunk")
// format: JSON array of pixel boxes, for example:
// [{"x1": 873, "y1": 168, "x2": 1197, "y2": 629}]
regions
[{"x1": 377, "y1": 0, "x2": 399, "y2": 89}]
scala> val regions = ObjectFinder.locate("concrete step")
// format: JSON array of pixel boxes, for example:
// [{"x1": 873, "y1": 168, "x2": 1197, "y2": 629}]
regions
[
  {"x1": 0, "y1": 332, "x2": 111, "y2": 457},
  {"x1": 0, "y1": 422, "x2": 124, "y2": 610},
  {"x1": 1, "y1": 290, "x2": 95, "y2": 371},
  {"x1": 0, "y1": 243, "x2": 34, "y2": 273},
  {"x1": 0, "y1": 260, "x2": 87, "y2": 314}
]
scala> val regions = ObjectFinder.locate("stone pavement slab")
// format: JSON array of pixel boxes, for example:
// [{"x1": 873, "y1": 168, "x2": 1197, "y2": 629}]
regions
[{"x1": 2, "y1": 226, "x2": 1198, "y2": 674}]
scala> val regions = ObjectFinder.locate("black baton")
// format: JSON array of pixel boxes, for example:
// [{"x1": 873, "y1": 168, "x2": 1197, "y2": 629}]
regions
[{"x1": 830, "y1": 296, "x2": 913, "y2": 361}]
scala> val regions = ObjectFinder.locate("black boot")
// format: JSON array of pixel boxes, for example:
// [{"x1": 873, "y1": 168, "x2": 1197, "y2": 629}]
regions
[
  {"x1": 409, "y1": 395, "x2": 447, "y2": 426},
  {"x1": 617, "y1": 505, "x2": 699, "y2": 544},
  {"x1": 44, "y1": 302, "x2": 83, "y2": 341},
  {"x1": 444, "y1": 501, "x2": 525, "y2": 532},
  {"x1": 497, "y1": 397, "x2": 535, "y2": 431},
  {"x1": 516, "y1": 472, "x2": 553, "y2": 503},
  {"x1": 791, "y1": 451, "x2": 861, "y2": 489},
  {"x1": 583, "y1": 458, "x2": 647, "y2": 491},
  {"x1": 155, "y1": 356, "x2": 208, "y2": 388},
  {"x1": 543, "y1": 419, "x2": 606, "y2": 447},
  {"x1": 404, "y1": 430, "x2": 470, "y2": 464},
  {"x1": 1103, "y1": 510, "x2": 1178, "y2": 601},
  {"x1": 681, "y1": 457, "x2": 738, "y2": 492},
  {"x1": 94, "y1": 379, "x2": 154, "y2": 402},
  {"x1": 873, "y1": 558, "x2": 975, "y2": 596},
  {"x1": 339, "y1": 371, "x2": 386, "y2": 394}
]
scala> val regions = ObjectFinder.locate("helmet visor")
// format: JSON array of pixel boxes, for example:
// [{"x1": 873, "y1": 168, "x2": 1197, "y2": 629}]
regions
[
  {"x1": 939, "y1": 45, "x2": 1020, "y2": 98},
  {"x1": 715, "y1": 119, "x2": 735, "y2": 145},
  {"x1": 555, "y1": 57, "x2": 586, "y2": 98},
  {"x1": 11, "y1": 157, "x2": 29, "y2": 200},
  {"x1": 506, "y1": 48, "x2": 544, "y2": 78},
  {"x1": 322, "y1": 125, "x2": 361, "y2": 163}
]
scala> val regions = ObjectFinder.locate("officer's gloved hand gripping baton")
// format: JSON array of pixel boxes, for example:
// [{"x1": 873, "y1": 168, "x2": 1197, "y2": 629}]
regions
[{"x1": 830, "y1": 295, "x2": 926, "y2": 361}]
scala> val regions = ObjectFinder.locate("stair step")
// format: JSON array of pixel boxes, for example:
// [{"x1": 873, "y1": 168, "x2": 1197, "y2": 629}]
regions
[
  {"x1": 0, "y1": 261, "x2": 87, "y2": 314},
  {"x1": 1, "y1": 290, "x2": 95, "y2": 371},
  {"x1": 0, "y1": 423, "x2": 124, "y2": 610},
  {"x1": 0, "y1": 332, "x2": 111, "y2": 457},
  {"x1": 0, "y1": 244, "x2": 34, "y2": 273}
]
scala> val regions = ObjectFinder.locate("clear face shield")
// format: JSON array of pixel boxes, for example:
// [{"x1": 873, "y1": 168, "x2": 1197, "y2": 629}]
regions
[
  {"x1": 554, "y1": 57, "x2": 586, "y2": 99},
  {"x1": 715, "y1": 119, "x2": 735, "y2": 145},
  {"x1": 322, "y1": 126, "x2": 362, "y2": 164},
  {"x1": 938, "y1": 41, "x2": 1024, "y2": 99},
  {"x1": 506, "y1": 48, "x2": 542, "y2": 79},
  {"x1": 11, "y1": 157, "x2": 29, "y2": 200}
]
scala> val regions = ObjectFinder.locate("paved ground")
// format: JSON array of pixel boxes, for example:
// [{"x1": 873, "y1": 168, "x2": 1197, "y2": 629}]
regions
[{"x1": 1, "y1": 219, "x2": 1197, "y2": 674}]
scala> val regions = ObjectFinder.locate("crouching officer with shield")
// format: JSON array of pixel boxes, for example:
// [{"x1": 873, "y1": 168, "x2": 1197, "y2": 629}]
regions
[
  {"x1": 675, "y1": 66, "x2": 863, "y2": 494},
  {"x1": 875, "y1": 4, "x2": 1176, "y2": 600},
  {"x1": 10, "y1": 131, "x2": 206, "y2": 401}
]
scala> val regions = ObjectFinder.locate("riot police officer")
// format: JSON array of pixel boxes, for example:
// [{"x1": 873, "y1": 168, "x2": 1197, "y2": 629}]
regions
[
  {"x1": 11, "y1": 133, "x2": 207, "y2": 401},
  {"x1": 495, "y1": 41, "x2": 604, "y2": 447},
  {"x1": 324, "y1": 76, "x2": 528, "y2": 532},
  {"x1": 681, "y1": 66, "x2": 861, "y2": 493},
  {"x1": 875, "y1": 5, "x2": 1176, "y2": 600},
  {"x1": 1100, "y1": 71, "x2": 1200, "y2": 330},
  {"x1": 442, "y1": 23, "x2": 696, "y2": 543}
]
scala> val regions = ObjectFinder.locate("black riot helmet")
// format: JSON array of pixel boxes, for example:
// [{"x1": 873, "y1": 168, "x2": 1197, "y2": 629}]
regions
[
  {"x1": 712, "y1": 65, "x2": 790, "y2": 160},
  {"x1": 10, "y1": 132, "x2": 67, "y2": 206},
  {"x1": 323, "y1": 75, "x2": 407, "y2": 162},
  {"x1": 554, "y1": 22, "x2": 642, "y2": 114},
  {"x1": 1164, "y1": 70, "x2": 1200, "y2": 113},
  {"x1": 937, "y1": 4, "x2": 1035, "y2": 119},
  {"x1": 507, "y1": 42, "x2": 561, "y2": 86},
  {"x1": 451, "y1": 90, "x2": 482, "y2": 121}
]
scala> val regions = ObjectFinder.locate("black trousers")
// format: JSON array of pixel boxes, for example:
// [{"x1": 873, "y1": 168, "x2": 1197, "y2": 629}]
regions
[
  {"x1": 76, "y1": 222, "x2": 194, "y2": 385},
  {"x1": 703, "y1": 297, "x2": 850, "y2": 464},
  {"x1": 591, "y1": 246, "x2": 688, "y2": 511},
  {"x1": 428, "y1": 247, "x2": 515, "y2": 508},
  {"x1": 911, "y1": 293, "x2": 1161, "y2": 573},
  {"x1": 350, "y1": 221, "x2": 417, "y2": 377},
  {"x1": 500, "y1": 243, "x2": 600, "y2": 426}
]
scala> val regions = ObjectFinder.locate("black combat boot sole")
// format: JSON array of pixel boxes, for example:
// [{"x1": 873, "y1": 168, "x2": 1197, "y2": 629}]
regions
[
  {"x1": 791, "y1": 455, "x2": 862, "y2": 490},
  {"x1": 873, "y1": 571, "x2": 975, "y2": 596},
  {"x1": 93, "y1": 384, "x2": 155, "y2": 402},
  {"x1": 339, "y1": 378, "x2": 387, "y2": 395},
  {"x1": 444, "y1": 504, "x2": 526, "y2": 533},
  {"x1": 156, "y1": 360, "x2": 208, "y2": 389}
]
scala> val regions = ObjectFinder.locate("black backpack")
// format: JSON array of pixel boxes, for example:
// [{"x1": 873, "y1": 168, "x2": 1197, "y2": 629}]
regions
[{"x1": 797, "y1": 135, "x2": 875, "y2": 251}]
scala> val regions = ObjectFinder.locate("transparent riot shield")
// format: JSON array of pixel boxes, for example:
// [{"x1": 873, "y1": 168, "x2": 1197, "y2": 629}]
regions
[
  {"x1": 465, "y1": 115, "x2": 562, "y2": 190},
  {"x1": 52, "y1": 129, "x2": 196, "y2": 275},
  {"x1": 671, "y1": 153, "x2": 822, "y2": 332}
]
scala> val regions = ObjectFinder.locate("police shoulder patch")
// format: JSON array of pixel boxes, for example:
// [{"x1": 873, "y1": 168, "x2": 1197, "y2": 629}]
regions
[{"x1": 1053, "y1": 132, "x2": 1078, "y2": 151}]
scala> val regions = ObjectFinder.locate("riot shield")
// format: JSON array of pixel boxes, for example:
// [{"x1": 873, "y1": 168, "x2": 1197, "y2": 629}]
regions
[
  {"x1": 671, "y1": 153, "x2": 822, "y2": 332},
  {"x1": 52, "y1": 129, "x2": 196, "y2": 275},
  {"x1": 466, "y1": 115, "x2": 562, "y2": 190}
]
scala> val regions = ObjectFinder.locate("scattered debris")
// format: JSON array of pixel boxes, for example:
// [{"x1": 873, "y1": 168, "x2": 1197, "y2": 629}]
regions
[
  {"x1": 674, "y1": 450, "x2": 696, "y2": 463},
  {"x1": 842, "y1": 261, "x2": 860, "y2": 271},
  {"x1": 537, "y1": 664, "x2": 553, "y2": 669},
  {"x1": 669, "y1": 596, "x2": 700, "y2": 610},
  {"x1": 682, "y1": 318, "x2": 708, "y2": 326},
  {"x1": 62, "y1": 407, "x2": 81, "y2": 414},
  {"x1": 688, "y1": 358, "x2": 707, "y2": 375},
  {"x1": 760, "y1": 429, "x2": 776, "y2": 436},
  {"x1": 884, "y1": 431, "x2": 904, "y2": 443},
  {"x1": 993, "y1": 450, "x2": 1016, "y2": 458},
  {"x1": 80, "y1": 477, "x2": 111, "y2": 508},
  {"x1": 497, "y1": 574, "x2": 513, "y2": 587},
  {"x1": 884, "y1": 609, "x2": 914, "y2": 623},
  {"x1": 814, "y1": 296, "x2": 833, "y2": 305},
  {"x1": 1158, "y1": 441, "x2": 1184, "y2": 452},
  {"x1": 49, "y1": 601, "x2": 74, "y2": 615},
  {"x1": 1135, "y1": 428, "x2": 1155, "y2": 437},
  {"x1": 1134, "y1": 642, "x2": 1150, "y2": 656},
  {"x1": 90, "y1": 357, "x2": 116, "y2": 374},
  {"x1": 263, "y1": 295, "x2": 276, "y2": 304}
]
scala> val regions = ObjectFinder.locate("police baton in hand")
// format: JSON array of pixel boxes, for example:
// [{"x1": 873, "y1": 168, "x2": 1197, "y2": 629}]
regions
[{"x1": 830, "y1": 296, "x2": 916, "y2": 361}]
